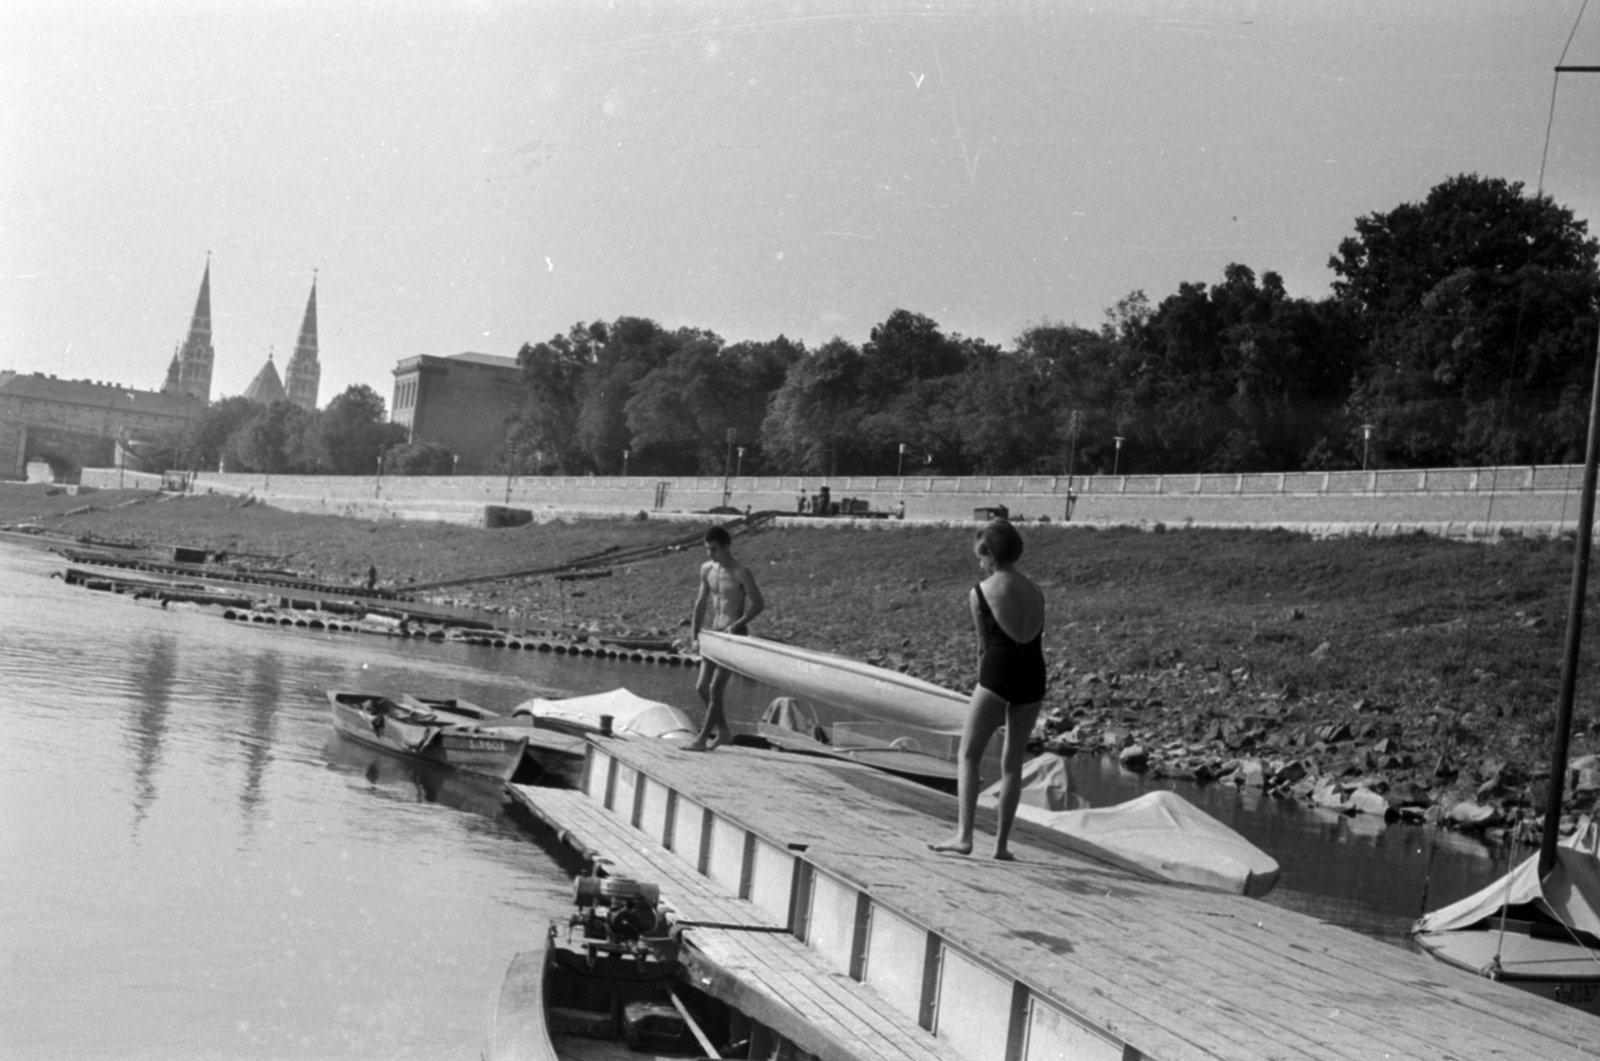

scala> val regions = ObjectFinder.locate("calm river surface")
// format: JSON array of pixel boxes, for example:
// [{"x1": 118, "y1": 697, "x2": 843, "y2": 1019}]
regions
[{"x1": 0, "y1": 540, "x2": 1520, "y2": 1058}]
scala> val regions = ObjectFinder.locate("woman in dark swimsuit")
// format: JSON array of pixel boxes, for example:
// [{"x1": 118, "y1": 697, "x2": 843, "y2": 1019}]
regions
[{"x1": 931, "y1": 519, "x2": 1047, "y2": 860}]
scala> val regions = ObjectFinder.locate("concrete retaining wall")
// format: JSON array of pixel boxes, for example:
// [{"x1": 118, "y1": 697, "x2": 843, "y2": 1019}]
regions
[{"x1": 77, "y1": 464, "x2": 1597, "y2": 538}]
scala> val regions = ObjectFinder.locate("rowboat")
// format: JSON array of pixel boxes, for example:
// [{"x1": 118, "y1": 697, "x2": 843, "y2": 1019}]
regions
[
  {"x1": 325, "y1": 691, "x2": 530, "y2": 782},
  {"x1": 697, "y1": 630, "x2": 968, "y2": 734},
  {"x1": 1412, "y1": 815, "x2": 1600, "y2": 1014},
  {"x1": 487, "y1": 874, "x2": 798, "y2": 1061}
]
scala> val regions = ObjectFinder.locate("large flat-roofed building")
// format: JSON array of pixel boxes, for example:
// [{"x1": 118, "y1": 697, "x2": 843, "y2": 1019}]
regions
[
  {"x1": 391, "y1": 352, "x2": 527, "y2": 474},
  {"x1": 0, "y1": 371, "x2": 201, "y2": 480}
]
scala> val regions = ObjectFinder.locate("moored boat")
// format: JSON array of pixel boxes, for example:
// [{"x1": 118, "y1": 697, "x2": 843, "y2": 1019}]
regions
[
  {"x1": 326, "y1": 691, "x2": 530, "y2": 782},
  {"x1": 1412, "y1": 815, "x2": 1600, "y2": 1014},
  {"x1": 746, "y1": 696, "x2": 959, "y2": 791},
  {"x1": 980, "y1": 755, "x2": 1281, "y2": 896},
  {"x1": 697, "y1": 629, "x2": 968, "y2": 734},
  {"x1": 508, "y1": 687, "x2": 697, "y2": 742},
  {"x1": 486, "y1": 874, "x2": 791, "y2": 1061}
]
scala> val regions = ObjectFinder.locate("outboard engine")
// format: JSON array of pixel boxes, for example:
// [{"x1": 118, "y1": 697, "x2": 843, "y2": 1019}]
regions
[{"x1": 568, "y1": 874, "x2": 674, "y2": 967}]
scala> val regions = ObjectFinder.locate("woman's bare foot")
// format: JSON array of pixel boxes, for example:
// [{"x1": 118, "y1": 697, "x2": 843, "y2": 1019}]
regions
[
  {"x1": 928, "y1": 838, "x2": 973, "y2": 856},
  {"x1": 992, "y1": 848, "x2": 1017, "y2": 862},
  {"x1": 683, "y1": 739, "x2": 710, "y2": 752},
  {"x1": 706, "y1": 729, "x2": 729, "y2": 750}
]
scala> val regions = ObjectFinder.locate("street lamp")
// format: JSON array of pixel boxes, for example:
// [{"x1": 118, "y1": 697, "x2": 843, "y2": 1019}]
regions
[
  {"x1": 452, "y1": 453, "x2": 459, "y2": 476},
  {"x1": 898, "y1": 442, "x2": 907, "y2": 478},
  {"x1": 375, "y1": 454, "x2": 383, "y2": 498},
  {"x1": 736, "y1": 446, "x2": 745, "y2": 479},
  {"x1": 722, "y1": 428, "x2": 736, "y2": 509},
  {"x1": 1361, "y1": 423, "x2": 1374, "y2": 472},
  {"x1": 622, "y1": 449, "x2": 630, "y2": 478},
  {"x1": 504, "y1": 447, "x2": 517, "y2": 505},
  {"x1": 1113, "y1": 436, "x2": 1125, "y2": 477}
]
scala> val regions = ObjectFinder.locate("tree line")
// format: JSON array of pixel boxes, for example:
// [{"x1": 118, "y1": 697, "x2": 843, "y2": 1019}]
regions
[
  {"x1": 151, "y1": 384, "x2": 452, "y2": 477},
  {"x1": 154, "y1": 174, "x2": 1598, "y2": 480},
  {"x1": 509, "y1": 174, "x2": 1599, "y2": 478}
]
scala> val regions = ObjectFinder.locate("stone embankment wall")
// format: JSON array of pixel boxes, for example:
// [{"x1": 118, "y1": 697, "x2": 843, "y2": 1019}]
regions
[{"x1": 78, "y1": 463, "x2": 1597, "y2": 539}]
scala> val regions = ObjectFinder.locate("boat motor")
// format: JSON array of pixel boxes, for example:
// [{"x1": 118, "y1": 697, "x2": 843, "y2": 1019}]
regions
[{"x1": 569, "y1": 875, "x2": 673, "y2": 966}]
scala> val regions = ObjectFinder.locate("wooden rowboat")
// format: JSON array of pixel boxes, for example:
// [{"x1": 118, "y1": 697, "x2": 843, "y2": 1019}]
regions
[
  {"x1": 487, "y1": 874, "x2": 800, "y2": 1061},
  {"x1": 697, "y1": 630, "x2": 969, "y2": 734},
  {"x1": 325, "y1": 691, "x2": 530, "y2": 782}
]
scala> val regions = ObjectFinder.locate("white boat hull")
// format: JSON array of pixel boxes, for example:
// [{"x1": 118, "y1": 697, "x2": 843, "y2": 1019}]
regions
[{"x1": 698, "y1": 631, "x2": 969, "y2": 734}]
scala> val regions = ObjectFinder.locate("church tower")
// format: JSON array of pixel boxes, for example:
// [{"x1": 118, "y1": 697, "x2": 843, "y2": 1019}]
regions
[
  {"x1": 283, "y1": 273, "x2": 321, "y2": 410},
  {"x1": 163, "y1": 257, "x2": 215, "y2": 401},
  {"x1": 243, "y1": 350, "x2": 288, "y2": 405}
]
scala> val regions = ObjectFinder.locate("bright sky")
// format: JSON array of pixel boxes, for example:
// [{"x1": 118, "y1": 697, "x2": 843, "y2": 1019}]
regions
[{"x1": 3, "y1": 1, "x2": 1598, "y2": 406}]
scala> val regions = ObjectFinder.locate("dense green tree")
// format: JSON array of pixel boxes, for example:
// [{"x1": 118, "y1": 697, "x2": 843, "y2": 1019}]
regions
[
  {"x1": 226, "y1": 400, "x2": 316, "y2": 474},
  {"x1": 512, "y1": 322, "x2": 603, "y2": 474},
  {"x1": 759, "y1": 338, "x2": 870, "y2": 475},
  {"x1": 382, "y1": 438, "x2": 456, "y2": 475},
  {"x1": 625, "y1": 335, "x2": 801, "y2": 474},
  {"x1": 149, "y1": 395, "x2": 260, "y2": 471},
  {"x1": 1329, "y1": 173, "x2": 1599, "y2": 467},
  {"x1": 316, "y1": 385, "x2": 407, "y2": 474}
]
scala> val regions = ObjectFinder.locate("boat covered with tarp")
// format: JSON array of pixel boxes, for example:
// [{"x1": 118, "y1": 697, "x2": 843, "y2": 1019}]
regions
[
  {"x1": 984, "y1": 756, "x2": 1281, "y2": 897},
  {"x1": 1412, "y1": 815, "x2": 1600, "y2": 1014}
]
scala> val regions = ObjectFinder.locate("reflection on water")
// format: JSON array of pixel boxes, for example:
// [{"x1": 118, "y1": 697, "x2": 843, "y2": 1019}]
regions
[{"x1": 126, "y1": 634, "x2": 177, "y2": 829}]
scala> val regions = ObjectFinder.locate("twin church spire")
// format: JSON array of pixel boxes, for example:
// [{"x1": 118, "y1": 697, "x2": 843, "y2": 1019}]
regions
[{"x1": 162, "y1": 257, "x2": 322, "y2": 411}]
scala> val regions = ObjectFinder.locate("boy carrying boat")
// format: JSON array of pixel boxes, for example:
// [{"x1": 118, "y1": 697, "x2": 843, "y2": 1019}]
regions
[{"x1": 686, "y1": 526, "x2": 764, "y2": 751}]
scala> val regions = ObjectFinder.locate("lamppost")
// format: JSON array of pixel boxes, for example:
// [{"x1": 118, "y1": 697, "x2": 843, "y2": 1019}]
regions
[
  {"x1": 1112, "y1": 435, "x2": 1125, "y2": 477},
  {"x1": 722, "y1": 428, "x2": 736, "y2": 509},
  {"x1": 504, "y1": 447, "x2": 517, "y2": 505},
  {"x1": 375, "y1": 454, "x2": 383, "y2": 498},
  {"x1": 622, "y1": 449, "x2": 630, "y2": 478},
  {"x1": 898, "y1": 442, "x2": 907, "y2": 478},
  {"x1": 1361, "y1": 423, "x2": 1374, "y2": 472},
  {"x1": 452, "y1": 453, "x2": 459, "y2": 476},
  {"x1": 736, "y1": 446, "x2": 745, "y2": 479}
]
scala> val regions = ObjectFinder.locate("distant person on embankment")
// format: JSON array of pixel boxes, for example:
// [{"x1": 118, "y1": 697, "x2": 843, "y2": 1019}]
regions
[
  {"x1": 686, "y1": 526, "x2": 764, "y2": 752},
  {"x1": 931, "y1": 519, "x2": 1047, "y2": 861}
]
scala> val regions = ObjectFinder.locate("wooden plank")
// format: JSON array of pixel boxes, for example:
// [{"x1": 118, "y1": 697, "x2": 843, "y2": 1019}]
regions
[
  {"x1": 585, "y1": 735, "x2": 1596, "y2": 1060},
  {"x1": 509, "y1": 784, "x2": 971, "y2": 1061}
]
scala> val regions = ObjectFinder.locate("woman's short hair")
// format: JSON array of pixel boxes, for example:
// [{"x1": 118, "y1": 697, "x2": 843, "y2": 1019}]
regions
[{"x1": 975, "y1": 519, "x2": 1023, "y2": 566}]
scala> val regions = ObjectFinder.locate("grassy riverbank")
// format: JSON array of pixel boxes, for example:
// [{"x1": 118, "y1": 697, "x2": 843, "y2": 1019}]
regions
[{"x1": 7, "y1": 483, "x2": 1596, "y2": 829}]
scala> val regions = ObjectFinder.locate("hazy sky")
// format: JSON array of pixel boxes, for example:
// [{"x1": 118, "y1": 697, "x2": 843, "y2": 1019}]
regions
[{"x1": 3, "y1": 1, "x2": 1598, "y2": 406}]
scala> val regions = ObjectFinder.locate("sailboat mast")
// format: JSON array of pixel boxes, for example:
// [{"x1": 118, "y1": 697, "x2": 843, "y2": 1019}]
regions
[
  {"x1": 1543, "y1": 318, "x2": 1600, "y2": 877},
  {"x1": 1542, "y1": 60, "x2": 1600, "y2": 879}
]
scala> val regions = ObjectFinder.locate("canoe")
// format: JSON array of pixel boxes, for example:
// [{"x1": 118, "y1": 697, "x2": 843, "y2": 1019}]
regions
[
  {"x1": 697, "y1": 630, "x2": 969, "y2": 734},
  {"x1": 1413, "y1": 815, "x2": 1600, "y2": 1014},
  {"x1": 325, "y1": 691, "x2": 529, "y2": 782},
  {"x1": 980, "y1": 756, "x2": 1281, "y2": 897},
  {"x1": 486, "y1": 875, "x2": 799, "y2": 1061}
]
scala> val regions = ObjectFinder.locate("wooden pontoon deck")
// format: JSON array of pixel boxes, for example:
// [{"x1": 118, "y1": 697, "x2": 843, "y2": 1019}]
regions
[{"x1": 507, "y1": 734, "x2": 1594, "y2": 1061}]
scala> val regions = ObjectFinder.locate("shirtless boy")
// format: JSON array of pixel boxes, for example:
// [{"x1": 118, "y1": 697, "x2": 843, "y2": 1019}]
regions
[{"x1": 686, "y1": 526, "x2": 764, "y2": 751}]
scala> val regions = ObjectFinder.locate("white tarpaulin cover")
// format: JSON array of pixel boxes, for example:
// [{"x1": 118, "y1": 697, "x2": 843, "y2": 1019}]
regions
[
  {"x1": 985, "y1": 760, "x2": 1281, "y2": 898},
  {"x1": 512, "y1": 688, "x2": 695, "y2": 740},
  {"x1": 978, "y1": 754, "x2": 1088, "y2": 812},
  {"x1": 1415, "y1": 817, "x2": 1600, "y2": 938}
]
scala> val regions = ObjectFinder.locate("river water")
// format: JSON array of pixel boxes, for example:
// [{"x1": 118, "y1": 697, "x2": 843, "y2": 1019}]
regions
[{"x1": 0, "y1": 540, "x2": 1523, "y2": 1058}]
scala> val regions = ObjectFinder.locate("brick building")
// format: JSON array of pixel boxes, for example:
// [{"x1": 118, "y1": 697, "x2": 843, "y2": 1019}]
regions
[{"x1": 391, "y1": 352, "x2": 527, "y2": 474}]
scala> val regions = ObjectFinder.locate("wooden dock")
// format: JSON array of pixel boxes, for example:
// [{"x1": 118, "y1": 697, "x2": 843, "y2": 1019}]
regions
[{"x1": 507, "y1": 734, "x2": 1595, "y2": 1061}]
